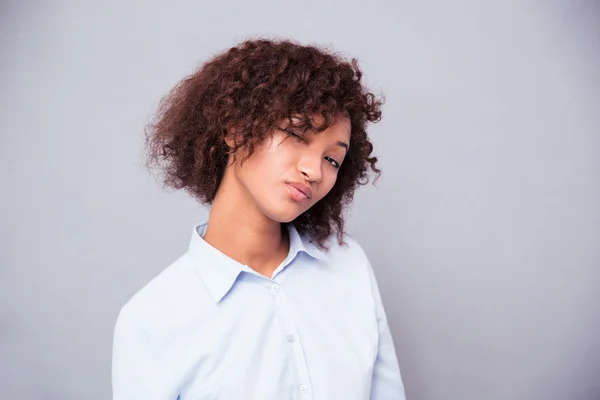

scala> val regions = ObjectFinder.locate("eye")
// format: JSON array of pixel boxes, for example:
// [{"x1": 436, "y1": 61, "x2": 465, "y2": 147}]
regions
[
  {"x1": 325, "y1": 156, "x2": 341, "y2": 169},
  {"x1": 285, "y1": 129, "x2": 307, "y2": 143}
]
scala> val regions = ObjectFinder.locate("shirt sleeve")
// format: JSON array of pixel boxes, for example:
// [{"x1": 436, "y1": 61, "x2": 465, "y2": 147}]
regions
[
  {"x1": 368, "y1": 261, "x2": 407, "y2": 399},
  {"x1": 112, "y1": 305, "x2": 178, "y2": 400}
]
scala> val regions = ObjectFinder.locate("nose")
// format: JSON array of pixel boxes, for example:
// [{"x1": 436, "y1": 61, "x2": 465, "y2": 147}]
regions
[{"x1": 297, "y1": 152, "x2": 322, "y2": 184}]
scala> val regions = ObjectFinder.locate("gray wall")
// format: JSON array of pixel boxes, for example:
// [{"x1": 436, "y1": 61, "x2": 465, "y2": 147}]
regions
[{"x1": 1, "y1": 1, "x2": 599, "y2": 399}]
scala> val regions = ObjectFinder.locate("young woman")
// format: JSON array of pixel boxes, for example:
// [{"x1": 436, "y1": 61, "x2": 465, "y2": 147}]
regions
[{"x1": 112, "y1": 38, "x2": 406, "y2": 400}]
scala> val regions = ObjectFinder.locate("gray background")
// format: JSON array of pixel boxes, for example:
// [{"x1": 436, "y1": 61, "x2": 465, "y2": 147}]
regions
[{"x1": 1, "y1": 1, "x2": 599, "y2": 399}]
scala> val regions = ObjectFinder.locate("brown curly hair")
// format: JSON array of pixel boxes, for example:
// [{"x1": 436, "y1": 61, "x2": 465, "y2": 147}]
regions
[{"x1": 146, "y1": 38, "x2": 383, "y2": 249}]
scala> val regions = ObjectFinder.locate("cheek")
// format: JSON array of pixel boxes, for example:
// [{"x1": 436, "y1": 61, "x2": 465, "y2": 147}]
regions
[
  {"x1": 241, "y1": 160, "x2": 271, "y2": 186},
  {"x1": 238, "y1": 149, "x2": 287, "y2": 188},
  {"x1": 315, "y1": 171, "x2": 339, "y2": 201}
]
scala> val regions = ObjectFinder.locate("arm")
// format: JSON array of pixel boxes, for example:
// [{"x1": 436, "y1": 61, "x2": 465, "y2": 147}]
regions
[
  {"x1": 368, "y1": 262, "x2": 407, "y2": 399},
  {"x1": 112, "y1": 305, "x2": 177, "y2": 400}
]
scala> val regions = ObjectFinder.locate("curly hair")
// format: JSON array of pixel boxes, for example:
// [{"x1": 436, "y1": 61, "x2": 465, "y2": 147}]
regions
[{"x1": 145, "y1": 38, "x2": 383, "y2": 249}]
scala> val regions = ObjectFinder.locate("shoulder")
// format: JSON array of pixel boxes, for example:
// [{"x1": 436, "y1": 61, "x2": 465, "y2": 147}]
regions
[
  {"x1": 323, "y1": 233, "x2": 370, "y2": 266},
  {"x1": 303, "y1": 232, "x2": 374, "y2": 287},
  {"x1": 115, "y1": 253, "x2": 213, "y2": 342}
]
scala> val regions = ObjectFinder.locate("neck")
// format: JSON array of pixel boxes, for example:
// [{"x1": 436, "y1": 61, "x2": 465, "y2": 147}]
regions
[{"x1": 203, "y1": 169, "x2": 290, "y2": 277}]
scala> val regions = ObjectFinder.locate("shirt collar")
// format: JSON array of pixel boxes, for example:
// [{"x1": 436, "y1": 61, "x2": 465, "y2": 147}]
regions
[
  {"x1": 286, "y1": 221, "x2": 329, "y2": 263},
  {"x1": 187, "y1": 221, "x2": 328, "y2": 303}
]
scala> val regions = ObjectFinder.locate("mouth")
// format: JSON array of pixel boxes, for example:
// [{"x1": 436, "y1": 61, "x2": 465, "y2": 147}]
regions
[{"x1": 286, "y1": 182, "x2": 313, "y2": 203}]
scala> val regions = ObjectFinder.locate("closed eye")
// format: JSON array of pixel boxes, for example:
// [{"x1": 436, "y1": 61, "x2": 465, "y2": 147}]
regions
[
  {"x1": 282, "y1": 128, "x2": 341, "y2": 168},
  {"x1": 284, "y1": 129, "x2": 307, "y2": 143}
]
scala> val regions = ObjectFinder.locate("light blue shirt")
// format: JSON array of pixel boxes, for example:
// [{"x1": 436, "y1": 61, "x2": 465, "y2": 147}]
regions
[{"x1": 112, "y1": 222, "x2": 406, "y2": 400}]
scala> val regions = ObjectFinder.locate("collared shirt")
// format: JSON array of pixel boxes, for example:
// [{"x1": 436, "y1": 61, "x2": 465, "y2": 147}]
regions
[{"x1": 112, "y1": 222, "x2": 406, "y2": 400}]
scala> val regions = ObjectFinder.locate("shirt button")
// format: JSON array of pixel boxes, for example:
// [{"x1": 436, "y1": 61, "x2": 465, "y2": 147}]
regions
[
  {"x1": 271, "y1": 284, "x2": 280, "y2": 292},
  {"x1": 287, "y1": 334, "x2": 295, "y2": 342},
  {"x1": 299, "y1": 385, "x2": 308, "y2": 393}
]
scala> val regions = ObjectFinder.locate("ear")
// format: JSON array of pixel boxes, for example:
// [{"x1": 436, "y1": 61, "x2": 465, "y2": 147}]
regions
[
  {"x1": 224, "y1": 134, "x2": 235, "y2": 148},
  {"x1": 224, "y1": 125, "x2": 237, "y2": 148}
]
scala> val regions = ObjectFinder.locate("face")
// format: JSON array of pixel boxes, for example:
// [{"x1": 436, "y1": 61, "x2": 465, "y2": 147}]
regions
[{"x1": 228, "y1": 114, "x2": 351, "y2": 223}]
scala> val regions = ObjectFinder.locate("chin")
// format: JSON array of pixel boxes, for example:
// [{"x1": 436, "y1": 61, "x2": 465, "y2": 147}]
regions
[
  {"x1": 268, "y1": 210, "x2": 302, "y2": 224},
  {"x1": 263, "y1": 204, "x2": 307, "y2": 224}
]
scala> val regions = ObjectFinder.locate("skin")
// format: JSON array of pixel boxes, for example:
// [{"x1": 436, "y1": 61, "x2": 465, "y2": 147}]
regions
[{"x1": 203, "y1": 114, "x2": 351, "y2": 278}]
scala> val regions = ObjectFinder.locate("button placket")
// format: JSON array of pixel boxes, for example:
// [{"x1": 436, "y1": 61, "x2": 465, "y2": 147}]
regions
[{"x1": 271, "y1": 288, "x2": 314, "y2": 399}]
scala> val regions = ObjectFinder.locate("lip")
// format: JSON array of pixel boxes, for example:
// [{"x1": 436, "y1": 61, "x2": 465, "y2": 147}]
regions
[{"x1": 286, "y1": 182, "x2": 313, "y2": 200}]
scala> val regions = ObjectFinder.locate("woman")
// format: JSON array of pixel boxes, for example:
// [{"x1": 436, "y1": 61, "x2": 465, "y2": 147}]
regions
[{"x1": 112, "y1": 38, "x2": 406, "y2": 400}]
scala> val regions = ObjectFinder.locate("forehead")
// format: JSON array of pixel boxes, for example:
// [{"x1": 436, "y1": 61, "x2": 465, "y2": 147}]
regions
[
  {"x1": 287, "y1": 113, "x2": 351, "y2": 139},
  {"x1": 325, "y1": 116, "x2": 351, "y2": 143}
]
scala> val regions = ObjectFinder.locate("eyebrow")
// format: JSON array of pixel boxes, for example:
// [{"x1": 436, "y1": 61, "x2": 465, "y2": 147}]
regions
[{"x1": 336, "y1": 141, "x2": 349, "y2": 152}]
